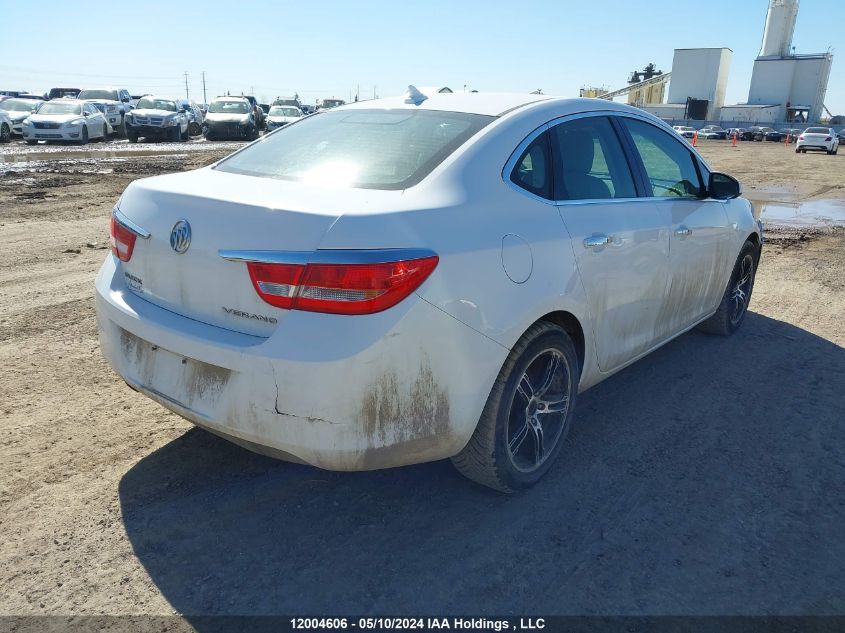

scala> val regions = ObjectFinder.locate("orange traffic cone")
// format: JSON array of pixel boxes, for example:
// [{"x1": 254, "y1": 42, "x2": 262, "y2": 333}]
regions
[
  {"x1": 785, "y1": 133, "x2": 790, "y2": 145},
  {"x1": 692, "y1": 131, "x2": 698, "y2": 147},
  {"x1": 732, "y1": 132, "x2": 737, "y2": 147}
]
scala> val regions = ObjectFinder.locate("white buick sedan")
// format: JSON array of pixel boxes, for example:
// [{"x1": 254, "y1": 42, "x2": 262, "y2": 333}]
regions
[{"x1": 95, "y1": 90, "x2": 761, "y2": 492}]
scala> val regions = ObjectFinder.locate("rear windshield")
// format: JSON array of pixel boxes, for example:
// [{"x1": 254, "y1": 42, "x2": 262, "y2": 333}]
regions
[
  {"x1": 805, "y1": 127, "x2": 829, "y2": 134},
  {"x1": 215, "y1": 108, "x2": 494, "y2": 190}
]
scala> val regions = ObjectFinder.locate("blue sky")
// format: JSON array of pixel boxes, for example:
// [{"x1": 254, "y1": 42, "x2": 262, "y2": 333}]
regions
[{"x1": 1, "y1": 0, "x2": 842, "y2": 112}]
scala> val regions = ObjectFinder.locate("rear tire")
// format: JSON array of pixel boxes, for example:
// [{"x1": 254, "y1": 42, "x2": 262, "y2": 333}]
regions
[
  {"x1": 697, "y1": 241, "x2": 758, "y2": 336},
  {"x1": 127, "y1": 130, "x2": 138, "y2": 143},
  {"x1": 25, "y1": 139, "x2": 37, "y2": 145},
  {"x1": 451, "y1": 322, "x2": 579, "y2": 493},
  {"x1": 101, "y1": 124, "x2": 108, "y2": 141},
  {"x1": 189, "y1": 121, "x2": 201, "y2": 136}
]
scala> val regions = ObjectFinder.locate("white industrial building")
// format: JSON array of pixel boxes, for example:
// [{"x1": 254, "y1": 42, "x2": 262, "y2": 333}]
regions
[
  {"x1": 722, "y1": 0, "x2": 832, "y2": 124},
  {"x1": 636, "y1": 48, "x2": 732, "y2": 121},
  {"x1": 627, "y1": 0, "x2": 833, "y2": 125}
]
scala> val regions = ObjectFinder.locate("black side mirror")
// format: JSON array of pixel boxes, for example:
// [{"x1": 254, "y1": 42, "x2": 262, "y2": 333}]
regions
[{"x1": 709, "y1": 172, "x2": 741, "y2": 200}]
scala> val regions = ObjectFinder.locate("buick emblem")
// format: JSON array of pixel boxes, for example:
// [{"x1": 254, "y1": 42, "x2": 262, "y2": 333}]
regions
[{"x1": 170, "y1": 219, "x2": 191, "y2": 254}]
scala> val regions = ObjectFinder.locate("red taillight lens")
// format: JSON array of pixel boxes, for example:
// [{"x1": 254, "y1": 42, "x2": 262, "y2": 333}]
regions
[
  {"x1": 799, "y1": 135, "x2": 805, "y2": 140},
  {"x1": 246, "y1": 256, "x2": 438, "y2": 315},
  {"x1": 110, "y1": 215, "x2": 137, "y2": 262}
]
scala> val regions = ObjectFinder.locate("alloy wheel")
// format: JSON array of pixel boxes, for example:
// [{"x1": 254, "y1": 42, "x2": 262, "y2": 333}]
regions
[
  {"x1": 730, "y1": 253, "x2": 754, "y2": 326},
  {"x1": 506, "y1": 349, "x2": 572, "y2": 473}
]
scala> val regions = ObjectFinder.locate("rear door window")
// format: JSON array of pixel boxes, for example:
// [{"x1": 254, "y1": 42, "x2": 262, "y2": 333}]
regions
[
  {"x1": 549, "y1": 116, "x2": 636, "y2": 200},
  {"x1": 623, "y1": 118, "x2": 703, "y2": 198}
]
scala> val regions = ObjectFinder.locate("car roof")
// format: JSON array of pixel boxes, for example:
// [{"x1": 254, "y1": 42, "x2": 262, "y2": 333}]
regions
[{"x1": 213, "y1": 96, "x2": 248, "y2": 102}]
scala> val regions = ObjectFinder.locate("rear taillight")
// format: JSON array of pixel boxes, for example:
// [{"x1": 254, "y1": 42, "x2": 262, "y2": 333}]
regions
[
  {"x1": 246, "y1": 256, "x2": 438, "y2": 315},
  {"x1": 110, "y1": 215, "x2": 137, "y2": 262},
  {"x1": 799, "y1": 135, "x2": 805, "y2": 140}
]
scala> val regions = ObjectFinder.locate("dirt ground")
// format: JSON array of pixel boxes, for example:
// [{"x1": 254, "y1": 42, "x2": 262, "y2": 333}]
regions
[{"x1": 1, "y1": 139, "x2": 844, "y2": 621}]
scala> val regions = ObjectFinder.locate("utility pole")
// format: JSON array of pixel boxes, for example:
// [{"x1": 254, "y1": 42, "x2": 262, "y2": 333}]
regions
[
  {"x1": 184, "y1": 72, "x2": 190, "y2": 100},
  {"x1": 202, "y1": 71, "x2": 207, "y2": 105}
]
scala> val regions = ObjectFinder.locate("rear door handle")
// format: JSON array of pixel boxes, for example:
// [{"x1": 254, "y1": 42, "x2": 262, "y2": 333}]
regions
[
  {"x1": 674, "y1": 226, "x2": 692, "y2": 236},
  {"x1": 583, "y1": 234, "x2": 610, "y2": 249}
]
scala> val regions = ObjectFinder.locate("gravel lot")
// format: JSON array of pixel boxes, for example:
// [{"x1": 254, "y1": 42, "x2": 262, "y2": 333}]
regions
[{"x1": 1, "y1": 138, "x2": 843, "y2": 619}]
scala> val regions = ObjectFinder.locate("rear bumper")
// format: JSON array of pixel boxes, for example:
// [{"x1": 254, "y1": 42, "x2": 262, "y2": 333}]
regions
[
  {"x1": 94, "y1": 255, "x2": 507, "y2": 471},
  {"x1": 796, "y1": 142, "x2": 833, "y2": 151}
]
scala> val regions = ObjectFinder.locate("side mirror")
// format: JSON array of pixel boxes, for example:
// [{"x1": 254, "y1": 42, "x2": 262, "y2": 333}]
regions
[{"x1": 708, "y1": 172, "x2": 741, "y2": 200}]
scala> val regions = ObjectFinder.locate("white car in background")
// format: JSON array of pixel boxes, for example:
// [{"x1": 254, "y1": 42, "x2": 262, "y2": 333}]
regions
[
  {"x1": 795, "y1": 127, "x2": 839, "y2": 154},
  {"x1": 265, "y1": 104, "x2": 303, "y2": 131},
  {"x1": 95, "y1": 90, "x2": 761, "y2": 492},
  {"x1": 0, "y1": 97, "x2": 44, "y2": 136},
  {"x1": 0, "y1": 110, "x2": 12, "y2": 143},
  {"x1": 672, "y1": 125, "x2": 696, "y2": 139},
  {"x1": 22, "y1": 100, "x2": 111, "y2": 144}
]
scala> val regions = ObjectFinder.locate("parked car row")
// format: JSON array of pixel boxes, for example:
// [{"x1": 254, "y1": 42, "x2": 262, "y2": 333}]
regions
[{"x1": 668, "y1": 123, "x2": 842, "y2": 151}]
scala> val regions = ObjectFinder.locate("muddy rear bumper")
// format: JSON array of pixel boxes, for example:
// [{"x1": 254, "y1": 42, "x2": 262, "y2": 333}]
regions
[{"x1": 95, "y1": 255, "x2": 507, "y2": 471}]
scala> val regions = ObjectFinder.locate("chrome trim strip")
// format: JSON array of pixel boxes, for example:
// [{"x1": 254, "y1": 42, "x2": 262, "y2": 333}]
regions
[
  {"x1": 218, "y1": 248, "x2": 438, "y2": 265},
  {"x1": 113, "y1": 208, "x2": 151, "y2": 239}
]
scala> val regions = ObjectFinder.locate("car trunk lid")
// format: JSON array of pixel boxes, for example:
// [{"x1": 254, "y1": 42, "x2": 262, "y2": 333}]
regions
[{"x1": 115, "y1": 168, "x2": 353, "y2": 337}]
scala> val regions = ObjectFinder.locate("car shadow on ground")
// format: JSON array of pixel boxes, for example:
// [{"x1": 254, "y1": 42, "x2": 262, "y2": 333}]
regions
[{"x1": 119, "y1": 312, "x2": 845, "y2": 618}]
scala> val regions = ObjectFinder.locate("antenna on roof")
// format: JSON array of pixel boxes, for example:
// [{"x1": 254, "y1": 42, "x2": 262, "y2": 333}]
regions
[{"x1": 404, "y1": 85, "x2": 427, "y2": 105}]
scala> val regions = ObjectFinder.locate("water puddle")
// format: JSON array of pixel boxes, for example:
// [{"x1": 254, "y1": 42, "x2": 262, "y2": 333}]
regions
[{"x1": 746, "y1": 195, "x2": 845, "y2": 228}]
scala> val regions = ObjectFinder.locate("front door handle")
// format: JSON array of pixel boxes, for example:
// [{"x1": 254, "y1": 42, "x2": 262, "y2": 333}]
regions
[
  {"x1": 583, "y1": 234, "x2": 610, "y2": 249},
  {"x1": 674, "y1": 226, "x2": 692, "y2": 236}
]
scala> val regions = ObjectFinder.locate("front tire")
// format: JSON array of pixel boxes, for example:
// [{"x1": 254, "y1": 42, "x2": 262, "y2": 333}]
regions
[
  {"x1": 697, "y1": 240, "x2": 758, "y2": 336},
  {"x1": 78, "y1": 126, "x2": 89, "y2": 145},
  {"x1": 0, "y1": 123, "x2": 10, "y2": 143},
  {"x1": 451, "y1": 322, "x2": 579, "y2": 492}
]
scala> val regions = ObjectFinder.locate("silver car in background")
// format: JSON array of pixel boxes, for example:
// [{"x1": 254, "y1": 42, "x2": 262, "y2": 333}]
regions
[
  {"x1": 0, "y1": 98, "x2": 44, "y2": 136},
  {"x1": 265, "y1": 105, "x2": 302, "y2": 131}
]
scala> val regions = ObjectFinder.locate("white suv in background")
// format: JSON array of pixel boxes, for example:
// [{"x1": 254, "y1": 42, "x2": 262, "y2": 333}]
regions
[
  {"x1": 78, "y1": 88, "x2": 132, "y2": 136},
  {"x1": 795, "y1": 127, "x2": 839, "y2": 154}
]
